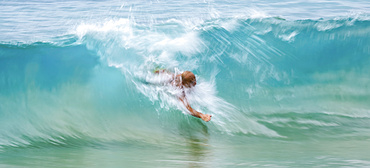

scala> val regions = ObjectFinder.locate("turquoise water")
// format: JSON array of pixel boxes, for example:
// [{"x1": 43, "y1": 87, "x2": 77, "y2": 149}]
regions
[{"x1": 1, "y1": 0, "x2": 370, "y2": 167}]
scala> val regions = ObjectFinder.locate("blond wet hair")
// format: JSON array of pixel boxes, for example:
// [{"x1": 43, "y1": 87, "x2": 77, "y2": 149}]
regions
[{"x1": 181, "y1": 71, "x2": 196, "y2": 88}]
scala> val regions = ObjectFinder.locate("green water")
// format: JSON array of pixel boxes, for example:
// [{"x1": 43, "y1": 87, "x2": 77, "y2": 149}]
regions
[{"x1": 2, "y1": 134, "x2": 370, "y2": 167}]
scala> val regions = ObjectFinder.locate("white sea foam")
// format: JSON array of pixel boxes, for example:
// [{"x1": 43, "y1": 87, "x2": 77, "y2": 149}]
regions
[
  {"x1": 73, "y1": 18, "x2": 205, "y2": 71},
  {"x1": 315, "y1": 22, "x2": 343, "y2": 31},
  {"x1": 278, "y1": 31, "x2": 298, "y2": 42}
]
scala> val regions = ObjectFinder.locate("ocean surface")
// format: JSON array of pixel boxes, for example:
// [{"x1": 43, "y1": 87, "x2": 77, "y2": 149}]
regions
[{"x1": 1, "y1": 0, "x2": 370, "y2": 167}]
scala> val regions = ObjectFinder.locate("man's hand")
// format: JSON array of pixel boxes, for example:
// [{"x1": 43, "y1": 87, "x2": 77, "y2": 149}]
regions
[{"x1": 179, "y1": 96, "x2": 212, "y2": 122}]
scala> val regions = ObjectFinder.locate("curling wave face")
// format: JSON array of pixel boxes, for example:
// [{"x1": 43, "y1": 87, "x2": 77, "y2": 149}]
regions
[{"x1": 1, "y1": 16, "x2": 370, "y2": 149}]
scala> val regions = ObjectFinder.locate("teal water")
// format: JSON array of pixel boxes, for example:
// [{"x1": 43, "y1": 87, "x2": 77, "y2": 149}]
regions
[{"x1": 1, "y1": 0, "x2": 370, "y2": 167}]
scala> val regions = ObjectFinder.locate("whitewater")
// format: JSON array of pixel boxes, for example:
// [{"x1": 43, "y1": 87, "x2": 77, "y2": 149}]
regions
[{"x1": 1, "y1": 0, "x2": 370, "y2": 167}]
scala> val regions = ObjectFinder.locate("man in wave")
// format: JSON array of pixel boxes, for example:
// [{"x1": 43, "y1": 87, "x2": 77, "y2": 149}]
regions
[{"x1": 154, "y1": 69, "x2": 212, "y2": 122}]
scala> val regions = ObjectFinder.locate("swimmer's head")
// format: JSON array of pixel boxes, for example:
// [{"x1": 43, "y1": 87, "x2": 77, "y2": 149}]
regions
[{"x1": 181, "y1": 71, "x2": 196, "y2": 88}]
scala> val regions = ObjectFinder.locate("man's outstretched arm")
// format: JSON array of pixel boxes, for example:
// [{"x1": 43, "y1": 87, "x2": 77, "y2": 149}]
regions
[{"x1": 179, "y1": 96, "x2": 212, "y2": 122}]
